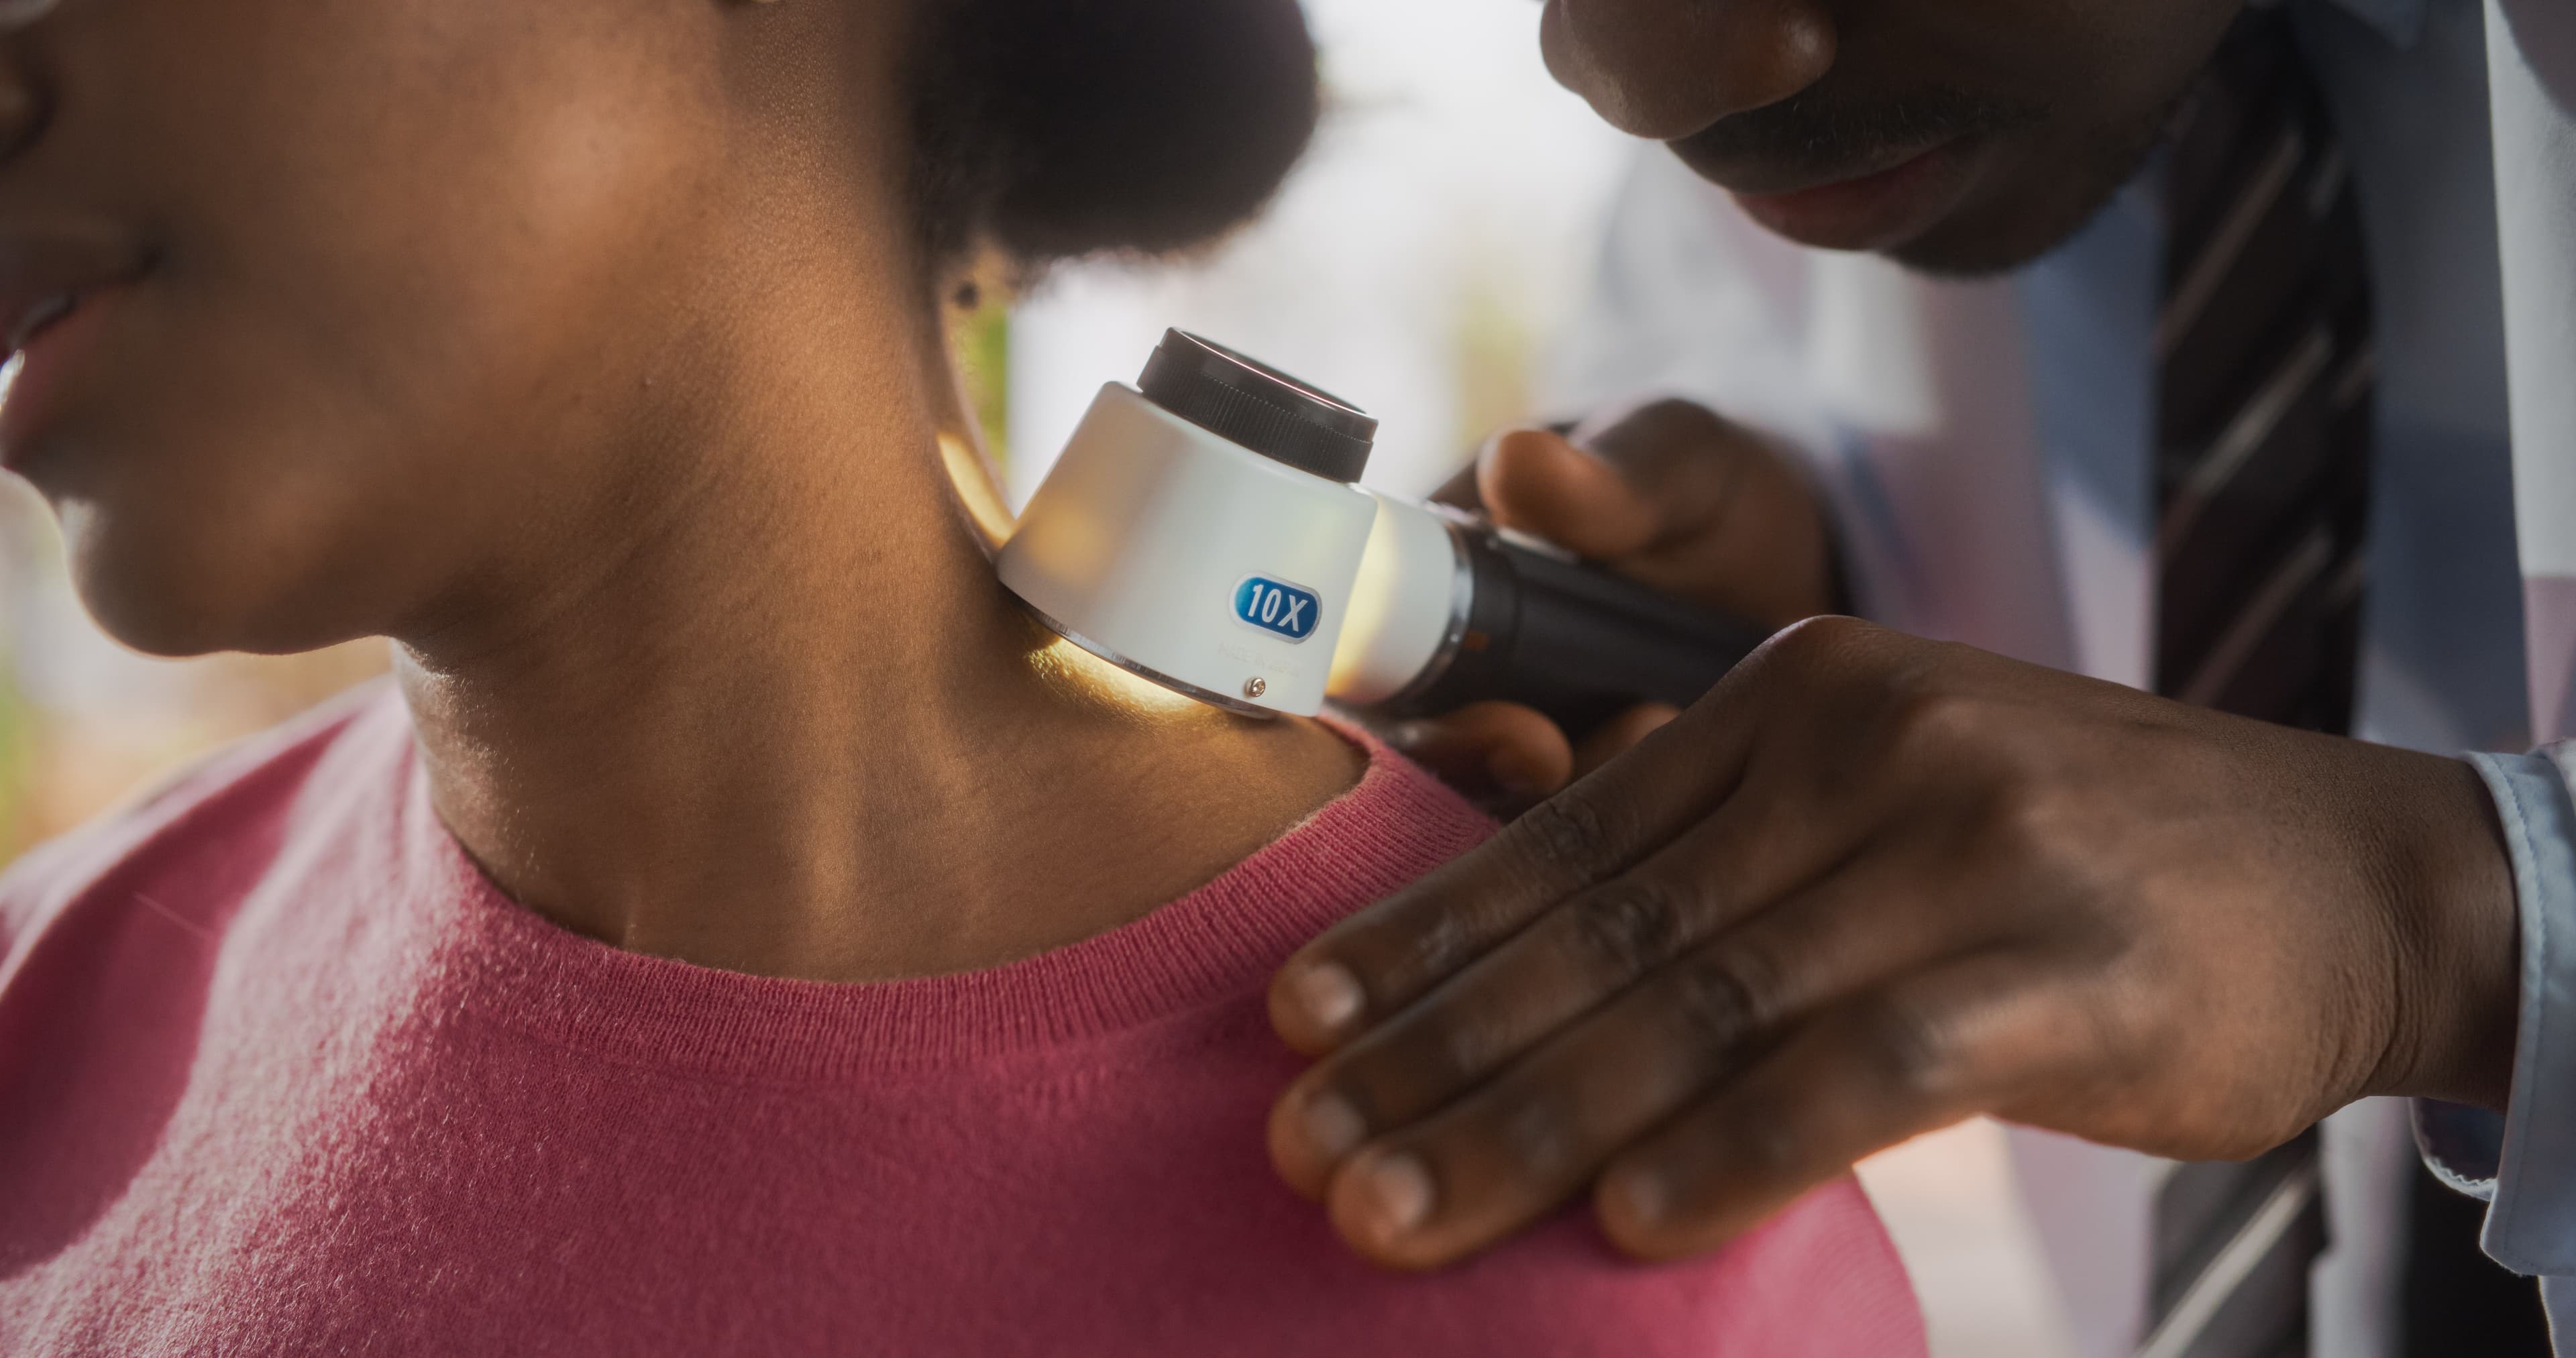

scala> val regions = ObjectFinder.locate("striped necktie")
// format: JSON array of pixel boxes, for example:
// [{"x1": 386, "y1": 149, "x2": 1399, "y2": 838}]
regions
[{"x1": 2139, "y1": 11, "x2": 2363, "y2": 1358}]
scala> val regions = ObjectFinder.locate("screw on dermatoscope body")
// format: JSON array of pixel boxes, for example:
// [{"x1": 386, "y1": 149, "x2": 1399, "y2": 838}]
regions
[{"x1": 1243, "y1": 677, "x2": 1268, "y2": 699}]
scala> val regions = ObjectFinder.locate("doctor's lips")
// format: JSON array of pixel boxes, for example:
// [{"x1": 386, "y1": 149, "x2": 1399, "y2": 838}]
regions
[
  {"x1": 1669, "y1": 89, "x2": 2036, "y2": 252},
  {"x1": 1720, "y1": 139, "x2": 1977, "y2": 251},
  {"x1": 0, "y1": 231, "x2": 152, "y2": 469}
]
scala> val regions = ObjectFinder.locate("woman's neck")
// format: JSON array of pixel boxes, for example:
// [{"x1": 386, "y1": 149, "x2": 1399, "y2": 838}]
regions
[{"x1": 395, "y1": 298, "x2": 1363, "y2": 982}]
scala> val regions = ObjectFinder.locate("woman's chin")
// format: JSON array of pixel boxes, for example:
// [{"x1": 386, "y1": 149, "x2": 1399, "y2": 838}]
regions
[
  {"x1": 71, "y1": 581, "x2": 257, "y2": 662},
  {"x1": 64, "y1": 528, "x2": 358, "y2": 662}
]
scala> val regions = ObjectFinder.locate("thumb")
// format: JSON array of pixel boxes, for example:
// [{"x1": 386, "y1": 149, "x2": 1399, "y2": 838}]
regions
[
  {"x1": 1473, "y1": 400, "x2": 1837, "y2": 626},
  {"x1": 1474, "y1": 428, "x2": 1663, "y2": 561}
]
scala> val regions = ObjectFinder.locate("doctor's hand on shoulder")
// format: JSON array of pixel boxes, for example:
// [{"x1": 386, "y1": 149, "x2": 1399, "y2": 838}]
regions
[{"x1": 1275, "y1": 399, "x2": 2524, "y2": 1269}]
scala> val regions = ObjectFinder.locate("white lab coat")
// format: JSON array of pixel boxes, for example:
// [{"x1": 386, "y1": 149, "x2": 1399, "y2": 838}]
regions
[{"x1": 2492, "y1": 0, "x2": 2576, "y2": 746}]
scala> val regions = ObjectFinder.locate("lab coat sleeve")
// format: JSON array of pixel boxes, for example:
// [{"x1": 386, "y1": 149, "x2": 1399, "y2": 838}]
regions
[
  {"x1": 2442, "y1": 749, "x2": 2576, "y2": 1328},
  {"x1": 2464, "y1": 0, "x2": 2576, "y2": 1337}
]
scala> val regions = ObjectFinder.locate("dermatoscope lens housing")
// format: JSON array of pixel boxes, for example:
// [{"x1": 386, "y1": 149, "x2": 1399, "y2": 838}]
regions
[
  {"x1": 997, "y1": 331, "x2": 1383, "y2": 718},
  {"x1": 1001, "y1": 331, "x2": 1770, "y2": 728},
  {"x1": 1134, "y1": 333, "x2": 1376, "y2": 485}
]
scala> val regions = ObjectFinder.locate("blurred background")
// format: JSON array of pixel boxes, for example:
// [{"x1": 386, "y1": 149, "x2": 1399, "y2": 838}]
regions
[{"x1": 0, "y1": 1, "x2": 2080, "y2": 1351}]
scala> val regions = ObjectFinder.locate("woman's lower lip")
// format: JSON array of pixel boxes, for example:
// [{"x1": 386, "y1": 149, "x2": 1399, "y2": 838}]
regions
[
  {"x1": 0, "y1": 290, "x2": 117, "y2": 473},
  {"x1": 1729, "y1": 140, "x2": 1974, "y2": 253}
]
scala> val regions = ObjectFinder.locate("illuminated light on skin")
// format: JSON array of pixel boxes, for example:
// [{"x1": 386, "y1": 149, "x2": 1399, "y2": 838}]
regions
[
  {"x1": 1030, "y1": 635, "x2": 1218, "y2": 720},
  {"x1": 942, "y1": 430, "x2": 1216, "y2": 721},
  {"x1": 937, "y1": 432, "x2": 1017, "y2": 551},
  {"x1": 0, "y1": 0, "x2": 61, "y2": 25}
]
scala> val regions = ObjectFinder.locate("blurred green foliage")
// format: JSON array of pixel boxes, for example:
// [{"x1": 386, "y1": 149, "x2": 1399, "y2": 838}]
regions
[{"x1": 955, "y1": 300, "x2": 1011, "y2": 474}]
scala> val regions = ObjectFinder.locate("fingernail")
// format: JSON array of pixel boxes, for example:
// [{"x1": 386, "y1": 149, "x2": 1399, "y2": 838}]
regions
[
  {"x1": 1299, "y1": 1092, "x2": 1366, "y2": 1161},
  {"x1": 1289, "y1": 962, "x2": 1364, "y2": 1035},
  {"x1": 1358, "y1": 1153, "x2": 1434, "y2": 1239}
]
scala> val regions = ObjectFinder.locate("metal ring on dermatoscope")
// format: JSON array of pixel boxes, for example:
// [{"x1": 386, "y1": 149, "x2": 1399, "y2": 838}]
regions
[{"x1": 0, "y1": 0, "x2": 61, "y2": 26}]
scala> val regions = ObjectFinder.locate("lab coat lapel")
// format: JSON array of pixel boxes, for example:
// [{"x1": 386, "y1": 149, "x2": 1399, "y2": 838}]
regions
[
  {"x1": 2487, "y1": 0, "x2": 2576, "y2": 742},
  {"x1": 1809, "y1": 253, "x2": 2079, "y2": 672}
]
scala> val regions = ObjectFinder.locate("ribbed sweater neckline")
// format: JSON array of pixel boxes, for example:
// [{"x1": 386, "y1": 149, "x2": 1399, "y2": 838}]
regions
[{"x1": 386, "y1": 708, "x2": 1494, "y2": 1078}]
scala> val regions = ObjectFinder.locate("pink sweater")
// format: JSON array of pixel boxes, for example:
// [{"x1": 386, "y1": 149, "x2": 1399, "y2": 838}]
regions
[{"x1": 0, "y1": 685, "x2": 1923, "y2": 1356}]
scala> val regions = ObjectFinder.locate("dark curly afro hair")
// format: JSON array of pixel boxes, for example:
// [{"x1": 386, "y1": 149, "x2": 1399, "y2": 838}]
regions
[{"x1": 908, "y1": 0, "x2": 1322, "y2": 273}]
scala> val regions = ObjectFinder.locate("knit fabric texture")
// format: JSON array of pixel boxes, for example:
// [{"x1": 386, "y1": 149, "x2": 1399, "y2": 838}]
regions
[{"x1": 0, "y1": 683, "x2": 1925, "y2": 1355}]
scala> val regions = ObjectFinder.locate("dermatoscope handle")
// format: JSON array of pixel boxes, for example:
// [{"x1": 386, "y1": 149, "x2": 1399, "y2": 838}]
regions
[{"x1": 1384, "y1": 526, "x2": 1774, "y2": 737}]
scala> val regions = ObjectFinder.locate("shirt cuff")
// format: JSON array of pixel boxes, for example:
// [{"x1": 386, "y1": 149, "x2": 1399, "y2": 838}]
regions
[
  {"x1": 2414, "y1": 1097, "x2": 2504, "y2": 1198},
  {"x1": 2459, "y1": 748, "x2": 2576, "y2": 1275}
]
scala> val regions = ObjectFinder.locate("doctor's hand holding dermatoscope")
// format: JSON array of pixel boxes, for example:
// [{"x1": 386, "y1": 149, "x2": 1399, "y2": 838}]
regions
[
  {"x1": 1261, "y1": 401, "x2": 2525, "y2": 1270},
  {"x1": 1007, "y1": 331, "x2": 2523, "y2": 1270}
]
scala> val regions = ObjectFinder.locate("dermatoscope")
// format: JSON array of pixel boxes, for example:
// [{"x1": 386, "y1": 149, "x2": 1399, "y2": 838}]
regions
[{"x1": 998, "y1": 331, "x2": 1770, "y2": 732}]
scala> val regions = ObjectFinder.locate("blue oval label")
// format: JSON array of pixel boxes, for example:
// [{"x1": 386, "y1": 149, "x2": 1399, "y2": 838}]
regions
[{"x1": 1232, "y1": 575, "x2": 1321, "y2": 642}]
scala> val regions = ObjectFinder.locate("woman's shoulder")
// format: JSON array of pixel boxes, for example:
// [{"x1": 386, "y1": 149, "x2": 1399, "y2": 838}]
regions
[{"x1": 0, "y1": 680, "x2": 409, "y2": 958}]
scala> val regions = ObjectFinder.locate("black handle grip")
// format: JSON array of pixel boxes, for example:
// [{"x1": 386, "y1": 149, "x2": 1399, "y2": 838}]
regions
[{"x1": 1383, "y1": 526, "x2": 1774, "y2": 737}]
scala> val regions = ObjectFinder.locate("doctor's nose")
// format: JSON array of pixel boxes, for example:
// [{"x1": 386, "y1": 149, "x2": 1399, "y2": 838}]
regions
[{"x1": 1538, "y1": 0, "x2": 1835, "y2": 142}]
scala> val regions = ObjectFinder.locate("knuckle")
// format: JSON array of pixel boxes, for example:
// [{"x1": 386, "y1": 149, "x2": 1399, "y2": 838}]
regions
[
  {"x1": 1855, "y1": 995, "x2": 1960, "y2": 1099},
  {"x1": 1725, "y1": 1099, "x2": 1804, "y2": 1180},
  {"x1": 2088, "y1": 1005, "x2": 2162, "y2": 1095},
  {"x1": 1746, "y1": 618, "x2": 1883, "y2": 701},
  {"x1": 1394, "y1": 905, "x2": 1478, "y2": 982},
  {"x1": 1764, "y1": 614, "x2": 1862, "y2": 666},
  {"x1": 1419, "y1": 1011, "x2": 1504, "y2": 1087},
  {"x1": 1887, "y1": 688, "x2": 1988, "y2": 759},
  {"x1": 1666, "y1": 951, "x2": 1776, "y2": 1056},
  {"x1": 1514, "y1": 789, "x2": 1628, "y2": 877},
  {"x1": 1490, "y1": 1089, "x2": 1580, "y2": 1180},
  {"x1": 1955, "y1": 781, "x2": 2093, "y2": 902},
  {"x1": 1358, "y1": 883, "x2": 1509, "y2": 990},
  {"x1": 1984, "y1": 783, "x2": 2069, "y2": 859},
  {"x1": 1566, "y1": 881, "x2": 1693, "y2": 979}
]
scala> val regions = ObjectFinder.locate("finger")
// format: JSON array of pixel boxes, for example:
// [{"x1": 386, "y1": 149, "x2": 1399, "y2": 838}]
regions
[
  {"x1": 1378, "y1": 701, "x2": 1574, "y2": 805},
  {"x1": 1281, "y1": 827, "x2": 1967, "y2": 1251},
  {"x1": 1476, "y1": 428, "x2": 1667, "y2": 561},
  {"x1": 1487, "y1": 400, "x2": 1771, "y2": 572},
  {"x1": 1436, "y1": 420, "x2": 1580, "y2": 514},
  {"x1": 1571, "y1": 703, "x2": 1681, "y2": 779},
  {"x1": 1267, "y1": 618, "x2": 1876, "y2": 1056},
  {"x1": 1593, "y1": 949, "x2": 2082, "y2": 1261},
  {"x1": 1556, "y1": 399, "x2": 1835, "y2": 626},
  {"x1": 1269, "y1": 681, "x2": 1761, "y2": 1055},
  {"x1": 1271, "y1": 759, "x2": 1899, "y2": 1196}
]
